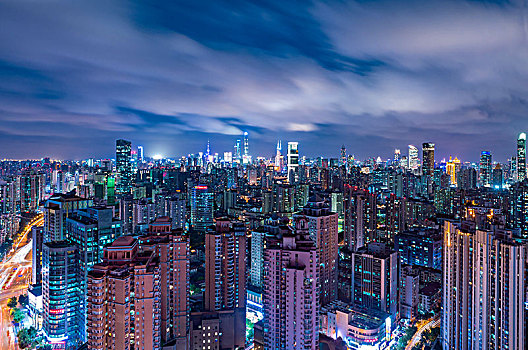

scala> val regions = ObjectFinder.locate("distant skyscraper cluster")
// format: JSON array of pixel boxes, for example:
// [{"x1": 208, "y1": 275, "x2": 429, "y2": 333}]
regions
[{"x1": 1, "y1": 131, "x2": 527, "y2": 350}]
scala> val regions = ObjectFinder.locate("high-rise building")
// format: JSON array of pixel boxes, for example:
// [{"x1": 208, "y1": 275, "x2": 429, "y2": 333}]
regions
[
  {"x1": 422, "y1": 143, "x2": 435, "y2": 176},
  {"x1": 492, "y1": 163, "x2": 503, "y2": 189},
  {"x1": 446, "y1": 156, "x2": 460, "y2": 186},
  {"x1": 86, "y1": 236, "x2": 162, "y2": 350},
  {"x1": 395, "y1": 230, "x2": 442, "y2": 269},
  {"x1": 274, "y1": 140, "x2": 282, "y2": 170},
  {"x1": 287, "y1": 142, "x2": 299, "y2": 183},
  {"x1": 340, "y1": 145, "x2": 347, "y2": 168},
  {"x1": 204, "y1": 219, "x2": 246, "y2": 347},
  {"x1": 137, "y1": 145, "x2": 144, "y2": 163},
  {"x1": 263, "y1": 231, "x2": 318, "y2": 350},
  {"x1": 442, "y1": 220, "x2": 528, "y2": 349},
  {"x1": 44, "y1": 192, "x2": 93, "y2": 242},
  {"x1": 351, "y1": 243, "x2": 400, "y2": 323},
  {"x1": 400, "y1": 265, "x2": 419, "y2": 321},
  {"x1": 205, "y1": 218, "x2": 246, "y2": 312},
  {"x1": 42, "y1": 241, "x2": 83, "y2": 348},
  {"x1": 517, "y1": 132, "x2": 526, "y2": 181},
  {"x1": 343, "y1": 186, "x2": 377, "y2": 252},
  {"x1": 479, "y1": 151, "x2": 492, "y2": 186},
  {"x1": 190, "y1": 185, "x2": 214, "y2": 232},
  {"x1": 116, "y1": 139, "x2": 132, "y2": 194},
  {"x1": 293, "y1": 195, "x2": 338, "y2": 306},
  {"x1": 408, "y1": 145, "x2": 420, "y2": 171},
  {"x1": 19, "y1": 170, "x2": 44, "y2": 213},
  {"x1": 31, "y1": 226, "x2": 44, "y2": 285},
  {"x1": 138, "y1": 217, "x2": 189, "y2": 344}
]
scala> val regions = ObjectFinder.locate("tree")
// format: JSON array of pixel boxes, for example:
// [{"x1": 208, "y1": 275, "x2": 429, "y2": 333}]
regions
[
  {"x1": 18, "y1": 294, "x2": 28, "y2": 306},
  {"x1": 7, "y1": 297, "x2": 17, "y2": 308},
  {"x1": 11, "y1": 308, "x2": 25, "y2": 324},
  {"x1": 17, "y1": 327, "x2": 37, "y2": 349}
]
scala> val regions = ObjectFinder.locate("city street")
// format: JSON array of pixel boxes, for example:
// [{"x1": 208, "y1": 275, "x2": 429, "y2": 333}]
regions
[
  {"x1": 406, "y1": 315, "x2": 441, "y2": 350},
  {"x1": 0, "y1": 215, "x2": 43, "y2": 350}
]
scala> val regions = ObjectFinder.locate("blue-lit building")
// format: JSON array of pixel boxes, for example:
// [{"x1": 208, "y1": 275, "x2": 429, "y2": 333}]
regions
[
  {"x1": 395, "y1": 230, "x2": 442, "y2": 269},
  {"x1": 42, "y1": 241, "x2": 82, "y2": 349},
  {"x1": 190, "y1": 185, "x2": 214, "y2": 231}
]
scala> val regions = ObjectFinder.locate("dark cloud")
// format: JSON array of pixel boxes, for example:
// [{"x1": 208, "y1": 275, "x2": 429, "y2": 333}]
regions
[{"x1": 0, "y1": 0, "x2": 527, "y2": 160}]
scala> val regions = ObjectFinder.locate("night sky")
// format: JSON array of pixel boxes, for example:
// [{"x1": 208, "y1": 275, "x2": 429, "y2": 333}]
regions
[{"x1": 1, "y1": 0, "x2": 527, "y2": 161}]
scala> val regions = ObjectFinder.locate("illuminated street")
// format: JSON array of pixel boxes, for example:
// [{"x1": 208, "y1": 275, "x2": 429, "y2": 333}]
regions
[
  {"x1": 0, "y1": 215, "x2": 43, "y2": 350},
  {"x1": 406, "y1": 316, "x2": 441, "y2": 350}
]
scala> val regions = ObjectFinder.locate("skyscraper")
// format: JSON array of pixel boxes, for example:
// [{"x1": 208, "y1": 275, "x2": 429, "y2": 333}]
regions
[
  {"x1": 137, "y1": 145, "x2": 144, "y2": 163},
  {"x1": 422, "y1": 142, "x2": 435, "y2": 176},
  {"x1": 407, "y1": 145, "x2": 419, "y2": 171},
  {"x1": 479, "y1": 151, "x2": 492, "y2": 186},
  {"x1": 116, "y1": 139, "x2": 132, "y2": 194},
  {"x1": 263, "y1": 230, "x2": 318, "y2": 350},
  {"x1": 42, "y1": 241, "x2": 83, "y2": 348},
  {"x1": 293, "y1": 196, "x2": 338, "y2": 306},
  {"x1": 274, "y1": 140, "x2": 282, "y2": 170},
  {"x1": 340, "y1": 145, "x2": 347, "y2": 167},
  {"x1": 517, "y1": 132, "x2": 526, "y2": 181},
  {"x1": 190, "y1": 185, "x2": 214, "y2": 232},
  {"x1": 205, "y1": 218, "x2": 246, "y2": 312},
  {"x1": 287, "y1": 142, "x2": 299, "y2": 183},
  {"x1": 443, "y1": 220, "x2": 528, "y2": 349},
  {"x1": 243, "y1": 131, "x2": 250, "y2": 164},
  {"x1": 204, "y1": 219, "x2": 246, "y2": 348}
]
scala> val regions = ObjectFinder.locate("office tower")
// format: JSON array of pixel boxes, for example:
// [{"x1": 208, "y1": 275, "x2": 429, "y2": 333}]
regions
[
  {"x1": 400, "y1": 265, "x2": 420, "y2": 321},
  {"x1": 446, "y1": 156, "x2": 460, "y2": 186},
  {"x1": 139, "y1": 217, "x2": 189, "y2": 344},
  {"x1": 479, "y1": 151, "x2": 492, "y2": 186},
  {"x1": 274, "y1": 140, "x2": 283, "y2": 170},
  {"x1": 44, "y1": 192, "x2": 93, "y2": 242},
  {"x1": 293, "y1": 196, "x2": 338, "y2": 306},
  {"x1": 116, "y1": 139, "x2": 132, "y2": 194},
  {"x1": 394, "y1": 230, "x2": 442, "y2": 269},
  {"x1": 86, "y1": 236, "x2": 162, "y2": 350},
  {"x1": 31, "y1": 226, "x2": 44, "y2": 285},
  {"x1": 204, "y1": 219, "x2": 246, "y2": 348},
  {"x1": 443, "y1": 220, "x2": 528, "y2": 349},
  {"x1": 407, "y1": 145, "x2": 420, "y2": 171},
  {"x1": 42, "y1": 241, "x2": 82, "y2": 348},
  {"x1": 343, "y1": 185, "x2": 377, "y2": 251},
  {"x1": 190, "y1": 185, "x2": 214, "y2": 232},
  {"x1": 262, "y1": 231, "x2": 318, "y2": 350},
  {"x1": 205, "y1": 219, "x2": 246, "y2": 312},
  {"x1": 510, "y1": 181, "x2": 528, "y2": 239},
  {"x1": 340, "y1": 145, "x2": 347, "y2": 167},
  {"x1": 394, "y1": 148, "x2": 401, "y2": 163},
  {"x1": 422, "y1": 142, "x2": 435, "y2": 176},
  {"x1": 242, "y1": 131, "x2": 250, "y2": 164},
  {"x1": 137, "y1": 145, "x2": 144, "y2": 162},
  {"x1": 234, "y1": 138, "x2": 242, "y2": 161},
  {"x1": 271, "y1": 180, "x2": 295, "y2": 214},
  {"x1": 287, "y1": 142, "x2": 299, "y2": 183},
  {"x1": 351, "y1": 243, "x2": 400, "y2": 322},
  {"x1": 19, "y1": 170, "x2": 44, "y2": 213},
  {"x1": 517, "y1": 132, "x2": 526, "y2": 181},
  {"x1": 492, "y1": 164, "x2": 503, "y2": 189}
]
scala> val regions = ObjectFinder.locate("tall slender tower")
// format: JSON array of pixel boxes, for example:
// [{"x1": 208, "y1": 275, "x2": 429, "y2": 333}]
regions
[
  {"x1": 479, "y1": 151, "x2": 492, "y2": 186},
  {"x1": 287, "y1": 142, "x2": 299, "y2": 183},
  {"x1": 408, "y1": 145, "x2": 419, "y2": 171},
  {"x1": 274, "y1": 140, "x2": 282, "y2": 170},
  {"x1": 422, "y1": 142, "x2": 435, "y2": 176},
  {"x1": 517, "y1": 133, "x2": 526, "y2": 181},
  {"x1": 116, "y1": 139, "x2": 132, "y2": 194}
]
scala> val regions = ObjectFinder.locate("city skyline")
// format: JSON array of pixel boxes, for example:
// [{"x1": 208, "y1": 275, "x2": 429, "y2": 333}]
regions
[{"x1": 1, "y1": 1, "x2": 528, "y2": 159}]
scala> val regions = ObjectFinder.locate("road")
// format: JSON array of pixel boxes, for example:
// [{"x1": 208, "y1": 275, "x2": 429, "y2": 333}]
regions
[
  {"x1": 0, "y1": 214, "x2": 43, "y2": 350},
  {"x1": 406, "y1": 316, "x2": 441, "y2": 350}
]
